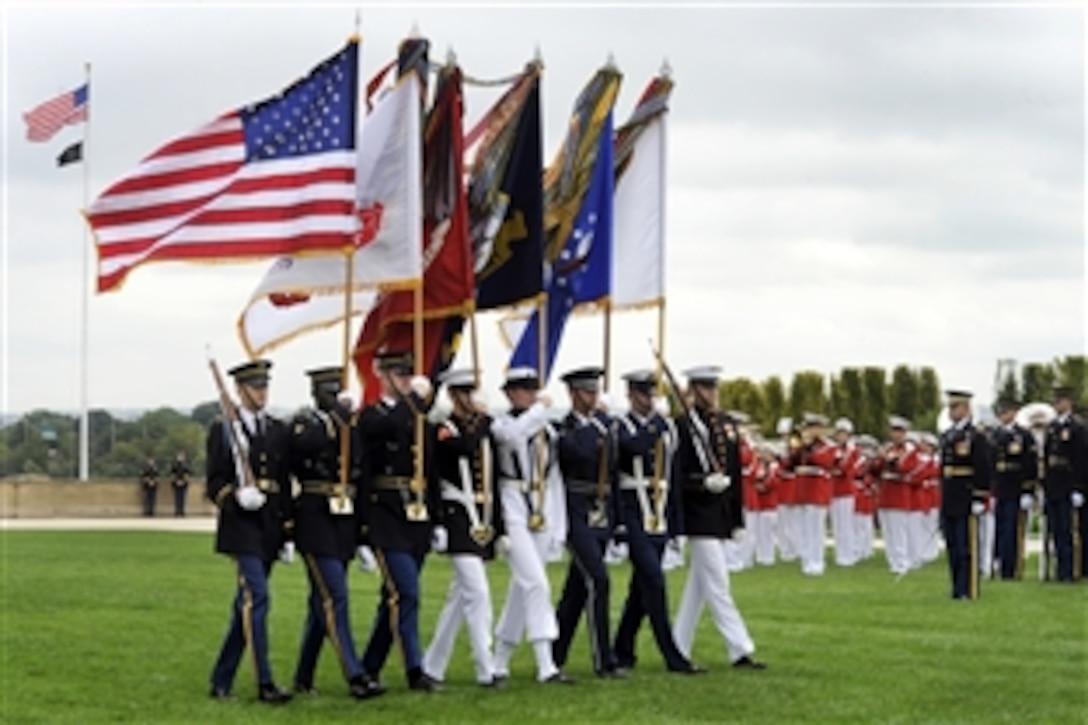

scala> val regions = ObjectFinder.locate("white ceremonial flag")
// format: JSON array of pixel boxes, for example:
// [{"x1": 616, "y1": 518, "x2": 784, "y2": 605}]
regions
[{"x1": 611, "y1": 113, "x2": 665, "y2": 311}]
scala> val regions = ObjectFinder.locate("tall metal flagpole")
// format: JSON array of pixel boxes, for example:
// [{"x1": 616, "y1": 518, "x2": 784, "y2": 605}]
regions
[
  {"x1": 655, "y1": 61, "x2": 670, "y2": 400},
  {"x1": 78, "y1": 61, "x2": 91, "y2": 481},
  {"x1": 602, "y1": 299, "x2": 612, "y2": 393}
]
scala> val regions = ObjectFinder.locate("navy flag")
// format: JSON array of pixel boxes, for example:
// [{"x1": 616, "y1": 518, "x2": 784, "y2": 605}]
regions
[{"x1": 469, "y1": 71, "x2": 544, "y2": 310}]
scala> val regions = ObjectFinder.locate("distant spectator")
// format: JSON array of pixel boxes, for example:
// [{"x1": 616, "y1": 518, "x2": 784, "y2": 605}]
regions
[
  {"x1": 171, "y1": 450, "x2": 192, "y2": 517},
  {"x1": 141, "y1": 454, "x2": 159, "y2": 517}
]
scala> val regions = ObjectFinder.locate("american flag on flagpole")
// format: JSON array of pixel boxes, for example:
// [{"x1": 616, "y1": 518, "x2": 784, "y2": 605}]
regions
[
  {"x1": 88, "y1": 42, "x2": 360, "y2": 293},
  {"x1": 23, "y1": 83, "x2": 89, "y2": 142}
]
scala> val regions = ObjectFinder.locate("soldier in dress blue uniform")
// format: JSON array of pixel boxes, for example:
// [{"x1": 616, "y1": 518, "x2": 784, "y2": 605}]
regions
[
  {"x1": 670, "y1": 365, "x2": 763, "y2": 669},
  {"x1": 206, "y1": 359, "x2": 293, "y2": 704},
  {"x1": 170, "y1": 450, "x2": 192, "y2": 517},
  {"x1": 289, "y1": 366, "x2": 378, "y2": 700},
  {"x1": 551, "y1": 366, "x2": 624, "y2": 677},
  {"x1": 991, "y1": 398, "x2": 1039, "y2": 580},
  {"x1": 357, "y1": 351, "x2": 442, "y2": 693},
  {"x1": 939, "y1": 390, "x2": 992, "y2": 599},
  {"x1": 611, "y1": 370, "x2": 705, "y2": 675},
  {"x1": 422, "y1": 368, "x2": 505, "y2": 687},
  {"x1": 1044, "y1": 385, "x2": 1088, "y2": 582}
]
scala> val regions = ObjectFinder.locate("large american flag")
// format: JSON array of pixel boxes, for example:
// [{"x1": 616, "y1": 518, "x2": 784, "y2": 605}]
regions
[
  {"x1": 23, "y1": 84, "x2": 88, "y2": 142},
  {"x1": 88, "y1": 42, "x2": 359, "y2": 293}
]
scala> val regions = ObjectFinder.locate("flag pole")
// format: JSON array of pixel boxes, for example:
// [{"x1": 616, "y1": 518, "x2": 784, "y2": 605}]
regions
[
  {"x1": 412, "y1": 281, "x2": 426, "y2": 517},
  {"x1": 336, "y1": 249, "x2": 354, "y2": 499},
  {"x1": 655, "y1": 299, "x2": 666, "y2": 397},
  {"x1": 78, "y1": 61, "x2": 91, "y2": 481},
  {"x1": 602, "y1": 299, "x2": 612, "y2": 393},
  {"x1": 537, "y1": 293, "x2": 548, "y2": 383},
  {"x1": 469, "y1": 304, "x2": 481, "y2": 388}
]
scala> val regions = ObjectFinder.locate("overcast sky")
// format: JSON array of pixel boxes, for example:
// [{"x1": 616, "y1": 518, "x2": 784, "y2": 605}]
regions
[{"x1": 2, "y1": 1, "x2": 1084, "y2": 418}]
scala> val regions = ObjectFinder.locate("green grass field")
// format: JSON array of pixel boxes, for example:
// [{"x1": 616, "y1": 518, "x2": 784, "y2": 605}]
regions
[{"x1": 2, "y1": 531, "x2": 1085, "y2": 723}]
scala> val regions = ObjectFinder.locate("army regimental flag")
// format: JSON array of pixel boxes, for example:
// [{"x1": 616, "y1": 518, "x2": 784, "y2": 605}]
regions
[
  {"x1": 468, "y1": 67, "x2": 544, "y2": 311},
  {"x1": 353, "y1": 61, "x2": 475, "y2": 403},
  {"x1": 509, "y1": 110, "x2": 615, "y2": 380}
]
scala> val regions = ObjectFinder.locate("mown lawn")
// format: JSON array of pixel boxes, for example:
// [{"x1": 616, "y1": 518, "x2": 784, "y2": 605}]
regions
[{"x1": 1, "y1": 531, "x2": 1085, "y2": 723}]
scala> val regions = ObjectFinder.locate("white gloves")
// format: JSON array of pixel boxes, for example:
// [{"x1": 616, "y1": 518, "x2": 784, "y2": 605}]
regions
[
  {"x1": 1019, "y1": 493, "x2": 1034, "y2": 512},
  {"x1": 495, "y1": 535, "x2": 512, "y2": 557},
  {"x1": 596, "y1": 392, "x2": 613, "y2": 414},
  {"x1": 537, "y1": 394, "x2": 553, "y2": 409},
  {"x1": 970, "y1": 501, "x2": 985, "y2": 516},
  {"x1": 662, "y1": 537, "x2": 685, "y2": 572},
  {"x1": 652, "y1": 396, "x2": 671, "y2": 418},
  {"x1": 732, "y1": 528, "x2": 747, "y2": 543},
  {"x1": 356, "y1": 545, "x2": 377, "y2": 573},
  {"x1": 411, "y1": 375, "x2": 433, "y2": 399},
  {"x1": 235, "y1": 486, "x2": 267, "y2": 511},
  {"x1": 704, "y1": 473, "x2": 731, "y2": 494},
  {"x1": 1072, "y1": 492, "x2": 1085, "y2": 509},
  {"x1": 431, "y1": 525, "x2": 449, "y2": 553},
  {"x1": 279, "y1": 541, "x2": 295, "y2": 564}
]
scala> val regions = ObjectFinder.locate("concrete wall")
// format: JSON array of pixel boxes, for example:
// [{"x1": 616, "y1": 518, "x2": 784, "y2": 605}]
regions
[{"x1": 0, "y1": 479, "x2": 216, "y2": 518}]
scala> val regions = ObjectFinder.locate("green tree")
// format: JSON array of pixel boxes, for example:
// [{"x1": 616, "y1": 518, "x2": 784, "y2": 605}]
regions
[
  {"x1": 839, "y1": 368, "x2": 865, "y2": 431},
  {"x1": 918, "y1": 367, "x2": 940, "y2": 421},
  {"x1": 788, "y1": 371, "x2": 827, "y2": 421},
  {"x1": 762, "y1": 376, "x2": 787, "y2": 435},
  {"x1": 1053, "y1": 355, "x2": 1088, "y2": 409},
  {"x1": 889, "y1": 365, "x2": 920, "y2": 420},
  {"x1": 1021, "y1": 362, "x2": 1056, "y2": 404},
  {"x1": 190, "y1": 400, "x2": 221, "y2": 429},
  {"x1": 861, "y1": 367, "x2": 888, "y2": 435}
]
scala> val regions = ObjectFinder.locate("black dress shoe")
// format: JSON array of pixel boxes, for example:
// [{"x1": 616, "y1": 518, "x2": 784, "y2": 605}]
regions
[
  {"x1": 409, "y1": 671, "x2": 443, "y2": 693},
  {"x1": 294, "y1": 682, "x2": 318, "y2": 695},
  {"x1": 480, "y1": 677, "x2": 507, "y2": 689},
  {"x1": 258, "y1": 682, "x2": 294, "y2": 704},
  {"x1": 732, "y1": 656, "x2": 766, "y2": 670},
  {"x1": 349, "y1": 674, "x2": 386, "y2": 700},
  {"x1": 541, "y1": 671, "x2": 576, "y2": 685},
  {"x1": 670, "y1": 662, "x2": 708, "y2": 675},
  {"x1": 596, "y1": 667, "x2": 628, "y2": 679},
  {"x1": 209, "y1": 685, "x2": 233, "y2": 700}
]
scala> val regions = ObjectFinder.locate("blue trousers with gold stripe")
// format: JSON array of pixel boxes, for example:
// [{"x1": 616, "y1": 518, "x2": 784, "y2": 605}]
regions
[
  {"x1": 294, "y1": 554, "x2": 363, "y2": 686},
  {"x1": 210, "y1": 554, "x2": 274, "y2": 690},
  {"x1": 360, "y1": 548, "x2": 425, "y2": 680}
]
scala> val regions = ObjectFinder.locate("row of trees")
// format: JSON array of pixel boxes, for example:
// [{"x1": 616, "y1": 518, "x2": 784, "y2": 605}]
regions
[{"x1": 3, "y1": 357, "x2": 1085, "y2": 479}]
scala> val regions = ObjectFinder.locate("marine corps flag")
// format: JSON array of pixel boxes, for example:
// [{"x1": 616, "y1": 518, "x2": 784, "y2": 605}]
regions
[
  {"x1": 353, "y1": 63, "x2": 475, "y2": 403},
  {"x1": 468, "y1": 65, "x2": 544, "y2": 311}
]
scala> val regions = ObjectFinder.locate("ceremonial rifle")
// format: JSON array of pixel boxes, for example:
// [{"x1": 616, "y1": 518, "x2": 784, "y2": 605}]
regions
[
  {"x1": 207, "y1": 353, "x2": 257, "y2": 490},
  {"x1": 648, "y1": 340, "x2": 723, "y2": 477}
]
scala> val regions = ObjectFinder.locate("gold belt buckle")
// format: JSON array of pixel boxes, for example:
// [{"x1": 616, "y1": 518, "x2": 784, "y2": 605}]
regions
[
  {"x1": 528, "y1": 512, "x2": 546, "y2": 531},
  {"x1": 328, "y1": 495, "x2": 354, "y2": 516}
]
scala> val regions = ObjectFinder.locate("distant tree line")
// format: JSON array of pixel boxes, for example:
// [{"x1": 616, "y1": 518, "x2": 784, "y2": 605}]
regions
[{"x1": 2, "y1": 356, "x2": 1085, "y2": 479}]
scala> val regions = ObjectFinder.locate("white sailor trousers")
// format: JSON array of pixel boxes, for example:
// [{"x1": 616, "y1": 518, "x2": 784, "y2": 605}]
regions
[
  {"x1": 494, "y1": 486, "x2": 559, "y2": 645},
  {"x1": 423, "y1": 554, "x2": 495, "y2": 683},
  {"x1": 672, "y1": 537, "x2": 756, "y2": 663}
]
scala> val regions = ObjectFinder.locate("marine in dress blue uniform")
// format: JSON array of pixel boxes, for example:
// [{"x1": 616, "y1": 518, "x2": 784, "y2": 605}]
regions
[
  {"x1": 551, "y1": 366, "x2": 624, "y2": 677},
  {"x1": 990, "y1": 398, "x2": 1039, "y2": 580},
  {"x1": 206, "y1": 359, "x2": 293, "y2": 704},
  {"x1": 357, "y1": 352, "x2": 442, "y2": 692},
  {"x1": 289, "y1": 366, "x2": 378, "y2": 699},
  {"x1": 611, "y1": 370, "x2": 704, "y2": 675},
  {"x1": 939, "y1": 390, "x2": 992, "y2": 599},
  {"x1": 141, "y1": 455, "x2": 159, "y2": 517},
  {"x1": 1044, "y1": 385, "x2": 1088, "y2": 582},
  {"x1": 421, "y1": 369, "x2": 505, "y2": 686}
]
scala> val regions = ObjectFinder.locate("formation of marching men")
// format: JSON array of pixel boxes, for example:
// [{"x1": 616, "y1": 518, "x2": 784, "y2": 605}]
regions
[
  {"x1": 203, "y1": 356, "x2": 764, "y2": 704},
  {"x1": 203, "y1": 355, "x2": 1086, "y2": 702}
]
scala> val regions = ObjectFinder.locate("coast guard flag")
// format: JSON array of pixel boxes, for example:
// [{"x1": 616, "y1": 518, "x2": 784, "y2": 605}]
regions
[
  {"x1": 24, "y1": 83, "x2": 88, "y2": 142},
  {"x1": 509, "y1": 112, "x2": 613, "y2": 380},
  {"x1": 88, "y1": 42, "x2": 360, "y2": 293}
]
